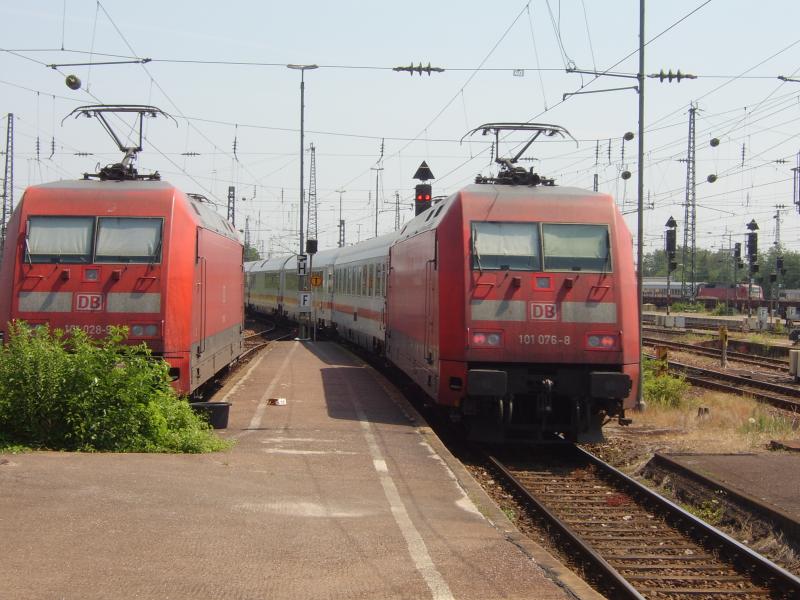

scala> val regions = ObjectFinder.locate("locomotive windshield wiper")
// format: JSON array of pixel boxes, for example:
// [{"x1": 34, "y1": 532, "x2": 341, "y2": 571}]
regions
[
  {"x1": 471, "y1": 233, "x2": 483, "y2": 274},
  {"x1": 600, "y1": 231, "x2": 611, "y2": 274},
  {"x1": 23, "y1": 238, "x2": 32, "y2": 266},
  {"x1": 149, "y1": 237, "x2": 163, "y2": 267}
]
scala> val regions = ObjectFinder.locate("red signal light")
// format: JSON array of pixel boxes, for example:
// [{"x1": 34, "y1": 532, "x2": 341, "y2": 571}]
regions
[
  {"x1": 470, "y1": 330, "x2": 503, "y2": 348},
  {"x1": 413, "y1": 183, "x2": 432, "y2": 215},
  {"x1": 586, "y1": 333, "x2": 619, "y2": 351}
]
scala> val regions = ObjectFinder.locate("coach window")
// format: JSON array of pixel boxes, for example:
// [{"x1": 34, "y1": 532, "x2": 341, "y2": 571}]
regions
[
  {"x1": 26, "y1": 216, "x2": 94, "y2": 263},
  {"x1": 376, "y1": 263, "x2": 383, "y2": 297},
  {"x1": 96, "y1": 217, "x2": 163, "y2": 263},
  {"x1": 542, "y1": 224, "x2": 611, "y2": 272},
  {"x1": 368, "y1": 263, "x2": 375, "y2": 296},
  {"x1": 471, "y1": 222, "x2": 541, "y2": 271}
]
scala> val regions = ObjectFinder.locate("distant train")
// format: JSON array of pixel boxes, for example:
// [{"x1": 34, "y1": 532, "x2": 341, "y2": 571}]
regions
[
  {"x1": 246, "y1": 123, "x2": 640, "y2": 442},
  {"x1": 696, "y1": 282, "x2": 763, "y2": 301},
  {"x1": 641, "y1": 278, "x2": 690, "y2": 299},
  {"x1": 0, "y1": 178, "x2": 245, "y2": 396},
  {"x1": 642, "y1": 278, "x2": 763, "y2": 303}
]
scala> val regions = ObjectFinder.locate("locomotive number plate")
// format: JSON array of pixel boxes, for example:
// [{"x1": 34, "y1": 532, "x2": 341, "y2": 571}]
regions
[
  {"x1": 65, "y1": 324, "x2": 112, "y2": 335},
  {"x1": 518, "y1": 334, "x2": 570, "y2": 345}
]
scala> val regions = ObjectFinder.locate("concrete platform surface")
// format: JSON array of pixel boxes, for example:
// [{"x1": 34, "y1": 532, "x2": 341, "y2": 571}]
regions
[
  {"x1": 0, "y1": 340, "x2": 596, "y2": 600},
  {"x1": 663, "y1": 452, "x2": 800, "y2": 522}
]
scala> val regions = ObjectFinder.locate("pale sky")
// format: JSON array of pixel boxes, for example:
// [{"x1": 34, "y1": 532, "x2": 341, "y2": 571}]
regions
[{"x1": 2, "y1": 1, "x2": 800, "y2": 258}]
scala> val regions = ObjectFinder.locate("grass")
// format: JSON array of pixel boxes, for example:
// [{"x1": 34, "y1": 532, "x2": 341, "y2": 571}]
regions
[
  {"x1": 632, "y1": 388, "x2": 799, "y2": 452},
  {"x1": 682, "y1": 499, "x2": 725, "y2": 526}
]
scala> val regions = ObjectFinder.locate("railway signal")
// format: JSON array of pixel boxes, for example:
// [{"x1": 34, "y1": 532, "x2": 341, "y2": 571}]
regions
[
  {"x1": 665, "y1": 217, "x2": 678, "y2": 315},
  {"x1": 413, "y1": 161, "x2": 435, "y2": 216},
  {"x1": 746, "y1": 219, "x2": 759, "y2": 316},
  {"x1": 414, "y1": 183, "x2": 432, "y2": 215}
]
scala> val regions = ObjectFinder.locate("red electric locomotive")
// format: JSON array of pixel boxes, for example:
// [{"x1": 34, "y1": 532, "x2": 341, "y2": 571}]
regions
[
  {"x1": 246, "y1": 123, "x2": 639, "y2": 442},
  {"x1": 0, "y1": 106, "x2": 244, "y2": 395},
  {"x1": 387, "y1": 124, "x2": 638, "y2": 441}
]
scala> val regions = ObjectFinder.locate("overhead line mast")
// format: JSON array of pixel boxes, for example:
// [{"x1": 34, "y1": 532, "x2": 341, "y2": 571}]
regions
[
  {"x1": 681, "y1": 103, "x2": 697, "y2": 300},
  {"x1": 1, "y1": 114, "x2": 13, "y2": 255},
  {"x1": 307, "y1": 143, "x2": 318, "y2": 242}
]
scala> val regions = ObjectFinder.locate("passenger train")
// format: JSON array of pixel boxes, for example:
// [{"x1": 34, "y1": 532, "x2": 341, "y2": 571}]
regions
[{"x1": 246, "y1": 123, "x2": 640, "y2": 442}]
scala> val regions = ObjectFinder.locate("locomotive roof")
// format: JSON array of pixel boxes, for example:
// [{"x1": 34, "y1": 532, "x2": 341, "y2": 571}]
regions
[
  {"x1": 398, "y1": 184, "x2": 616, "y2": 243},
  {"x1": 461, "y1": 183, "x2": 613, "y2": 200},
  {"x1": 26, "y1": 179, "x2": 241, "y2": 243},
  {"x1": 30, "y1": 179, "x2": 176, "y2": 191}
]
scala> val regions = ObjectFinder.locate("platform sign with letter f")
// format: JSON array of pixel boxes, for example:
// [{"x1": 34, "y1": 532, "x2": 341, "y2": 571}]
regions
[{"x1": 298, "y1": 291, "x2": 312, "y2": 313}]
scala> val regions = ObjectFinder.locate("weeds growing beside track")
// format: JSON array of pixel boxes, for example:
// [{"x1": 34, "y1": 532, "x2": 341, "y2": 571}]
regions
[
  {"x1": 642, "y1": 357, "x2": 690, "y2": 409},
  {"x1": 636, "y1": 357, "x2": 798, "y2": 451},
  {"x1": 0, "y1": 321, "x2": 232, "y2": 453}
]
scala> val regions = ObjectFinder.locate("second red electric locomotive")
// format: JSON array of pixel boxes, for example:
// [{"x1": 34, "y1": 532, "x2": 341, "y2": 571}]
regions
[
  {"x1": 0, "y1": 179, "x2": 244, "y2": 395},
  {"x1": 0, "y1": 105, "x2": 244, "y2": 396}
]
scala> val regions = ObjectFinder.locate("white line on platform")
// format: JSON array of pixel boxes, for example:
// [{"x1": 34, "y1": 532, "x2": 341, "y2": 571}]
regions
[
  {"x1": 233, "y1": 341, "x2": 299, "y2": 439},
  {"x1": 346, "y1": 380, "x2": 455, "y2": 600}
]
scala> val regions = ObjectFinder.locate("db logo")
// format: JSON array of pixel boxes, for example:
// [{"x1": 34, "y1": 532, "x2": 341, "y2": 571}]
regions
[
  {"x1": 76, "y1": 293, "x2": 103, "y2": 312},
  {"x1": 530, "y1": 302, "x2": 557, "y2": 321}
]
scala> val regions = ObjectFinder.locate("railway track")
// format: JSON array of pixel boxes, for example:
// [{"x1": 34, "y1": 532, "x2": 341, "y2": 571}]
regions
[
  {"x1": 489, "y1": 444, "x2": 800, "y2": 599},
  {"x1": 643, "y1": 336, "x2": 789, "y2": 373},
  {"x1": 649, "y1": 355, "x2": 800, "y2": 413},
  {"x1": 242, "y1": 320, "x2": 295, "y2": 359}
]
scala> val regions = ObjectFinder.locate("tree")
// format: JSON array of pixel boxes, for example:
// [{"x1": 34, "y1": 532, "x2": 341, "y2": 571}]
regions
[
  {"x1": 642, "y1": 246, "x2": 800, "y2": 294},
  {"x1": 244, "y1": 244, "x2": 261, "y2": 262}
]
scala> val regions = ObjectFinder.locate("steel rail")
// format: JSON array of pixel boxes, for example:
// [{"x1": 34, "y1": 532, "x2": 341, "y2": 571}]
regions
[
  {"x1": 643, "y1": 336, "x2": 789, "y2": 371},
  {"x1": 657, "y1": 356, "x2": 800, "y2": 412},
  {"x1": 576, "y1": 446, "x2": 800, "y2": 596},
  {"x1": 489, "y1": 446, "x2": 800, "y2": 598},
  {"x1": 487, "y1": 453, "x2": 646, "y2": 600}
]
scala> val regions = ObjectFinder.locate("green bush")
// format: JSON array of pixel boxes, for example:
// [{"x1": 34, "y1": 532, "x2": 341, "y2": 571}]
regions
[
  {"x1": 642, "y1": 357, "x2": 690, "y2": 408},
  {"x1": 710, "y1": 302, "x2": 736, "y2": 316},
  {"x1": 0, "y1": 321, "x2": 231, "y2": 453},
  {"x1": 670, "y1": 301, "x2": 706, "y2": 313}
]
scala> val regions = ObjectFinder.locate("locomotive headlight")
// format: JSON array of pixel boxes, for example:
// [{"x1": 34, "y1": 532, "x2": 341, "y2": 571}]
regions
[
  {"x1": 586, "y1": 333, "x2": 619, "y2": 351},
  {"x1": 130, "y1": 324, "x2": 159, "y2": 338},
  {"x1": 470, "y1": 330, "x2": 504, "y2": 348}
]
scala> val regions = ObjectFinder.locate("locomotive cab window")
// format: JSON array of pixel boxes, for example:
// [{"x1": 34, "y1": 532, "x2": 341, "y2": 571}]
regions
[
  {"x1": 26, "y1": 216, "x2": 94, "y2": 263},
  {"x1": 471, "y1": 222, "x2": 541, "y2": 271},
  {"x1": 95, "y1": 217, "x2": 163, "y2": 263},
  {"x1": 542, "y1": 223, "x2": 611, "y2": 272}
]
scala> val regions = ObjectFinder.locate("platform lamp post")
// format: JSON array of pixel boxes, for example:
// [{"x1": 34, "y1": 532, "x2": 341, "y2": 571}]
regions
[
  {"x1": 746, "y1": 219, "x2": 759, "y2": 317},
  {"x1": 287, "y1": 64, "x2": 318, "y2": 257},
  {"x1": 288, "y1": 64, "x2": 318, "y2": 340},
  {"x1": 665, "y1": 216, "x2": 678, "y2": 316}
]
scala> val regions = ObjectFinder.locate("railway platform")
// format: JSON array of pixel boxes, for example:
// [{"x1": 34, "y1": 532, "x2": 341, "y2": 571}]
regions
[
  {"x1": 645, "y1": 452, "x2": 800, "y2": 544},
  {"x1": 656, "y1": 452, "x2": 800, "y2": 520},
  {"x1": 0, "y1": 340, "x2": 599, "y2": 600}
]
